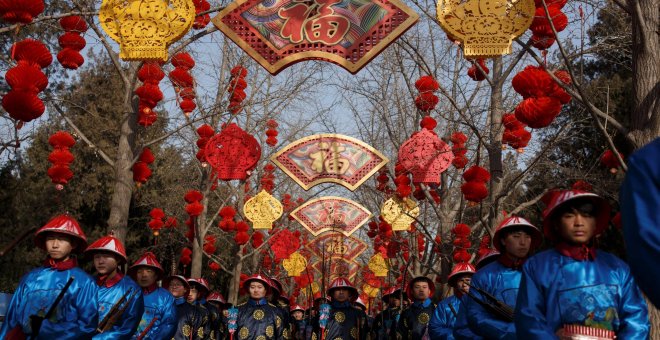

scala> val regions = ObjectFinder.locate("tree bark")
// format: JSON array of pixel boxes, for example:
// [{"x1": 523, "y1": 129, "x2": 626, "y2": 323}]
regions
[
  {"x1": 229, "y1": 257, "x2": 243, "y2": 305},
  {"x1": 487, "y1": 58, "x2": 505, "y2": 229},
  {"x1": 630, "y1": 0, "x2": 660, "y2": 148}
]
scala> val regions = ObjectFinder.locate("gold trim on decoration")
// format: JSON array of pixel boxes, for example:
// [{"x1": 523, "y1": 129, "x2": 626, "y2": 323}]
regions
[{"x1": 243, "y1": 189, "x2": 284, "y2": 229}]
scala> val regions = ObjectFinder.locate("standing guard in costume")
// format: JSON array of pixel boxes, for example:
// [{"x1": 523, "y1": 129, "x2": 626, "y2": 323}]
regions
[
  {"x1": 0, "y1": 214, "x2": 99, "y2": 339},
  {"x1": 163, "y1": 275, "x2": 208, "y2": 340},
  {"x1": 129, "y1": 252, "x2": 177, "y2": 339},
  {"x1": 515, "y1": 190, "x2": 650, "y2": 338},
  {"x1": 187, "y1": 278, "x2": 214, "y2": 339},
  {"x1": 396, "y1": 276, "x2": 436, "y2": 339},
  {"x1": 311, "y1": 277, "x2": 368, "y2": 340},
  {"x1": 428, "y1": 263, "x2": 477, "y2": 340},
  {"x1": 268, "y1": 277, "x2": 291, "y2": 339},
  {"x1": 464, "y1": 216, "x2": 541, "y2": 339},
  {"x1": 207, "y1": 292, "x2": 231, "y2": 340},
  {"x1": 354, "y1": 296, "x2": 373, "y2": 331},
  {"x1": 235, "y1": 274, "x2": 284, "y2": 339},
  {"x1": 371, "y1": 286, "x2": 402, "y2": 339},
  {"x1": 289, "y1": 304, "x2": 306, "y2": 340},
  {"x1": 86, "y1": 234, "x2": 144, "y2": 339}
]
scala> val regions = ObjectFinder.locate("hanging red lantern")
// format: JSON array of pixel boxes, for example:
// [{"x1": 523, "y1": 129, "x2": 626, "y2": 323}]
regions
[
  {"x1": 135, "y1": 66, "x2": 164, "y2": 127},
  {"x1": 530, "y1": 6, "x2": 568, "y2": 37},
  {"x1": 193, "y1": 0, "x2": 211, "y2": 29},
  {"x1": 502, "y1": 113, "x2": 531, "y2": 152},
  {"x1": 515, "y1": 96, "x2": 562, "y2": 129},
  {"x1": 450, "y1": 131, "x2": 469, "y2": 168},
  {"x1": 461, "y1": 166, "x2": 490, "y2": 203},
  {"x1": 203, "y1": 235, "x2": 217, "y2": 254},
  {"x1": 467, "y1": 59, "x2": 489, "y2": 81},
  {"x1": 196, "y1": 124, "x2": 215, "y2": 164},
  {"x1": 180, "y1": 248, "x2": 192, "y2": 266},
  {"x1": 599, "y1": 150, "x2": 623, "y2": 173},
  {"x1": 3, "y1": 39, "x2": 51, "y2": 122},
  {"x1": 204, "y1": 123, "x2": 261, "y2": 181},
  {"x1": 265, "y1": 119, "x2": 278, "y2": 146},
  {"x1": 148, "y1": 208, "x2": 165, "y2": 236},
  {"x1": 170, "y1": 52, "x2": 197, "y2": 116},
  {"x1": 227, "y1": 65, "x2": 248, "y2": 114},
  {"x1": 0, "y1": 0, "x2": 44, "y2": 24},
  {"x1": 414, "y1": 75, "x2": 440, "y2": 112},
  {"x1": 132, "y1": 148, "x2": 155, "y2": 186},
  {"x1": 47, "y1": 131, "x2": 75, "y2": 190},
  {"x1": 57, "y1": 16, "x2": 88, "y2": 69}
]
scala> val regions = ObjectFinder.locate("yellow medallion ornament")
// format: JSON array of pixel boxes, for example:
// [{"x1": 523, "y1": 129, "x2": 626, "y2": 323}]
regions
[
  {"x1": 243, "y1": 189, "x2": 284, "y2": 229},
  {"x1": 239, "y1": 326, "x2": 249, "y2": 339},
  {"x1": 418, "y1": 312, "x2": 430, "y2": 324},
  {"x1": 381, "y1": 196, "x2": 419, "y2": 231},
  {"x1": 256, "y1": 336, "x2": 266, "y2": 340},
  {"x1": 334, "y1": 311, "x2": 346, "y2": 323},
  {"x1": 368, "y1": 253, "x2": 388, "y2": 277},
  {"x1": 283, "y1": 251, "x2": 307, "y2": 277},
  {"x1": 197, "y1": 327, "x2": 204, "y2": 338},
  {"x1": 253, "y1": 309, "x2": 265, "y2": 320},
  {"x1": 266, "y1": 325, "x2": 274, "y2": 337},
  {"x1": 351, "y1": 327, "x2": 358, "y2": 338},
  {"x1": 436, "y1": 0, "x2": 535, "y2": 58},
  {"x1": 362, "y1": 284, "x2": 379, "y2": 298},
  {"x1": 182, "y1": 324, "x2": 192, "y2": 337},
  {"x1": 276, "y1": 315, "x2": 282, "y2": 327},
  {"x1": 99, "y1": 0, "x2": 195, "y2": 61}
]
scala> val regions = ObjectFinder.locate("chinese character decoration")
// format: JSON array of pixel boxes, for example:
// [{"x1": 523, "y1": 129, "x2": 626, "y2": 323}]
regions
[
  {"x1": 272, "y1": 134, "x2": 388, "y2": 191},
  {"x1": 283, "y1": 251, "x2": 307, "y2": 277},
  {"x1": 305, "y1": 232, "x2": 368, "y2": 261},
  {"x1": 212, "y1": 0, "x2": 418, "y2": 74},
  {"x1": 436, "y1": 0, "x2": 535, "y2": 58},
  {"x1": 368, "y1": 253, "x2": 388, "y2": 277},
  {"x1": 99, "y1": 0, "x2": 195, "y2": 61},
  {"x1": 291, "y1": 197, "x2": 371, "y2": 236},
  {"x1": 243, "y1": 189, "x2": 283, "y2": 229},
  {"x1": 204, "y1": 123, "x2": 262, "y2": 181},
  {"x1": 380, "y1": 196, "x2": 419, "y2": 231},
  {"x1": 398, "y1": 128, "x2": 453, "y2": 184}
]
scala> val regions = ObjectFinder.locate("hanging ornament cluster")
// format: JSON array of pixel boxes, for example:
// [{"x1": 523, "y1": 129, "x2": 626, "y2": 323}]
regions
[
  {"x1": 180, "y1": 247, "x2": 192, "y2": 267},
  {"x1": 375, "y1": 169, "x2": 392, "y2": 194},
  {"x1": 251, "y1": 231, "x2": 264, "y2": 248},
  {"x1": 136, "y1": 62, "x2": 164, "y2": 126},
  {"x1": 461, "y1": 165, "x2": 491, "y2": 203},
  {"x1": 204, "y1": 123, "x2": 261, "y2": 181},
  {"x1": 265, "y1": 119, "x2": 278, "y2": 147},
  {"x1": 0, "y1": 0, "x2": 44, "y2": 24},
  {"x1": 184, "y1": 190, "x2": 204, "y2": 217},
  {"x1": 450, "y1": 132, "x2": 468, "y2": 169},
  {"x1": 394, "y1": 173, "x2": 412, "y2": 198},
  {"x1": 414, "y1": 76, "x2": 440, "y2": 112},
  {"x1": 270, "y1": 229, "x2": 300, "y2": 261},
  {"x1": 196, "y1": 124, "x2": 215, "y2": 165},
  {"x1": 218, "y1": 206, "x2": 237, "y2": 232},
  {"x1": 57, "y1": 16, "x2": 88, "y2": 70},
  {"x1": 234, "y1": 221, "x2": 250, "y2": 245},
  {"x1": 477, "y1": 234, "x2": 492, "y2": 259},
  {"x1": 398, "y1": 116, "x2": 454, "y2": 184},
  {"x1": 132, "y1": 148, "x2": 155, "y2": 187},
  {"x1": 529, "y1": 0, "x2": 568, "y2": 50},
  {"x1": 147, "y1": 208, "x2": 177, "y2": 236},
  {"x1": 209, "y1": 261, "x2": 221, "y2": 273},
  {"x1": 599, "y1": 150, "x2": 623, "y2": 174},
  {"x1": 47, "y1": 131, "x2": 75, "y2": 190},
  {"x1": 502, "y1": 113, "x2": 532, "y2": 152},
  {"x1": 260, "y1": 163, "x2": 276, "y2": 192},
  {"x1": 3, "y1": 39, "x2": 51, "y2": 122},
  {"x1": 227, "y1": 66, "x2": 248, "y2": 114},
  {"x1": 512, "y1": 66, "x2": 571, "y2": 129},
  {"x1": 203, "y1": 235, "x2": 217, "y2": 254},
  {"x1": 467, "y1": 59, "x2": 489, "y2": 81},
  {"x1": 452, "y1": 223, "x2": 472, "y2": 263},
  {"x1": 192, "y1": 0, "x2": 211, "y2": 29},
  {"x1": 170, "y1": 52, "x2": 197, "y2": 116}
]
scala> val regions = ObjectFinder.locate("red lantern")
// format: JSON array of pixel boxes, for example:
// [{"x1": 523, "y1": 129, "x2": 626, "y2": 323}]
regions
[
  {"x1": 515, "y1": 96, "x2": 562, "y2": 129},
  {"x1": 204, "y1": 123, "x2": 261, "y2": 181},
  {"x1": 530, "y1": 6, "x2": 568, "y2": 37},
  {"x1": 196, "y1": 124, "x2": 215, "y2": 163},
  {"x1": 467, "y1": 59, "x2": 489, "y2": 81},
  {"x1": 398, "y1": 129, "x2": 453, "y2": 184},
  {"x1": 47, "y1": 131, "x2": 75, "y2": 189},
  {"x1": 450, "y1": 131, "x2": 468, "y2": 169},
  {"x1": 3, "y1": 39, "x2": 51, "y2": 122},
  {"x1": 180, "y1": 248, "x2": 192, "y2": 266},
  {"x1": 193, "y1": 0, "x2": 211, "y2": 29},
  {"x1": 170, "y1": 52, "x2": 197, "y2": 116},
  {"x1": 502, "y1": 113, "x2": 531, "y2": 152},
  {"x1": 57, "y1": 16, "x2": 88, "y2": 70},
  {"x1": 0, "y1": 0, "x2": 44, "y2": 24},
  {"x1": 133, "y1": 148, "x2": 155, "y2": 186},
  {"x1": 227, "y1": 65, "x2": 248, "y2": 114},
  {"x1": 461, "y1": 166, "x2": 490, "y2": 203},
  {"x1": 599, "y1": 150, "x2": 622, "y2": 173}
]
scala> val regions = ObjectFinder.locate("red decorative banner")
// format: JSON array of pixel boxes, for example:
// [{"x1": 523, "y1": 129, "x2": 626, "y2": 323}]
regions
[
  {"x1": 211, "y1": 0, "x2": 419, "y2": 74},
  {"x1": 311, "y1": 258, "x2": 360, "y2": 282},
  {"x1": 305, "y1": 231, "x2": 368, "y2": 261},
  {"x1": 271, "y1": 134, "x2": 389, "y2": 191},
  {"x1": 291, "y1": 196, "x2": 371, "y2": 236}
]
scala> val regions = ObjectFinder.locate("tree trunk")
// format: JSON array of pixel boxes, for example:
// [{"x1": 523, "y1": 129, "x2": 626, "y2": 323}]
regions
[
  {"x1": 630, "y1": 0, "x2": 660, "y2": 149},
  {"x1": 229, "y1": 258, "x2": 243, "y2": 305},
  {"x1": 106, "y1": 95, "x2": 138, "y2": 244},
  {"x1": 191, "y1": 192, "x2": 209, "y2": 278},
  {"x1": 487, "y1": 58, "x2": 505, "y2": 229}
]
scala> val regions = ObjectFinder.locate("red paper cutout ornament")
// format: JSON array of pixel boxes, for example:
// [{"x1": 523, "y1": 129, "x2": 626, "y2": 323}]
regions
[
  {"x1": 398, "y1": 129, "x2": 453, "y2": 184},
  {"x1": 204, "y1": 123, "x2": 261, "y2": 181}
]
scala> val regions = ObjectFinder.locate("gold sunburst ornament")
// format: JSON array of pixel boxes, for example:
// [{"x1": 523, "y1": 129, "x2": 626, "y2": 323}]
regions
[
  {"x1": 418, "y1": 312, "x2": 430, "y2": 324},
  {"x1": 381, "y1": 196, "x2": 420, "y2": 231},
  {"x1": 282, "y1": 251, "x2": 307, "y2": 277},
  {"x1": 436, "y1": 0, "x2": 535, "y2": 58},
  {"x1": 368, "y1": 253, "x2": 388, "y2": 277},
  {"x1": 243, "y1": 190, "x2": 284, "y2": 229},
  {"x1": 99, "y1": 0, "x2": 195, "y2": 61}
]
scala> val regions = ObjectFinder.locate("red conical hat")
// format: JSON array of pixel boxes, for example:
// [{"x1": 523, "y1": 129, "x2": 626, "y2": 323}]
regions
[
  {"x1": 85, "y1": 234, "x2": 127, "y2": 263},
  {"x1": 207, "y1": 291, "x2": 228, "y2": 304},
  {"x1": 34, "y1": 214, "x2": 87, "y2": 252},
  {"x1": 354, "y1": 296, "x2": 367, "y2": 309},
  {"x1": 187, "y1": 278, "x2": 210, "y2": 296},
  {"x1": 447, "y1": 262, "x2": 476, "y2": 286},
  {"x1": 163, "y1": 275, "x2": 190, "y2": 291},
  {"x1": 128, "y1": 252, "x2": 164, "y2": 279},
  {"x1": 326, "y1": 277, "x2": 358, "y2": 299},
  {"x1": 269, "y1": 277, "x2": 284, "y2": 296},
  {"x1": 382, "y1": 286, "x2": 404, "y2": 304},
  {"x1": 242, "y1": 274, "x2": 272, "y2": 294},
  {"x1": 492, "y1": 216, "x2": 542, "y2": 252},
  {"x1": 290, "y1": 304, "x2": 305, "y2": 313},
  {"x1": 542, "y1": 190, "x2": 611, "y2": 240},
  {"x1": 476, "y1": 249, "x2": 500, "y2": 270}
]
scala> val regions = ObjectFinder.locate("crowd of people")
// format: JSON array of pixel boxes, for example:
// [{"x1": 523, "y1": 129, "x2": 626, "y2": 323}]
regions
[{"x1": 0, "y1": 179, "x2": 655, "y2": 339}]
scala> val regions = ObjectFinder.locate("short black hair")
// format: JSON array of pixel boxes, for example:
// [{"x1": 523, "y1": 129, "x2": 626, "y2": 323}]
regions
[
  {"x1": 499, "y1": 225, "x2": 534, "y2": 239},
  {"x1": 551, "y1": 197, "x2": 599, "y2": 225}
]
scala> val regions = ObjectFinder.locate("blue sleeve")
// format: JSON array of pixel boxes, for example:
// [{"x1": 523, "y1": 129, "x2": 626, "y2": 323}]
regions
[
  {"x1": 514, "y1": 262, "x2": 556, "y2": 339},
  {"x1": 615, "y1": 267, "x2": 650, "y2": 338},
  {"x1": 429, "y1": 301, "x2": 453, "y2": 339},
  {"x1": 466, "y1": 277, "x2": 516, "y2": 339},
  {"x1": 621, "y1": 138, "x2": 660, "y2": 308},
  {"x1": 40, "y1": 275, "x2": 99, "y2": 339},
  {"x1": 453, "y1": 297, "x2": 481, "y2": 340},
  {"x1": 152, "y1": 293, "x2": 177, "y2": 339},
  {"x1": 94, "y1": 289, "x2": 145, "y2": 340},
  {"x1": 0, "y1": 276, "x2": 27, "y2": 338}
]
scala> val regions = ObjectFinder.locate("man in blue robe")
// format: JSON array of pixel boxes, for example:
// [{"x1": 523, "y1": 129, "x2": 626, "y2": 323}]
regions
[
  {"x1": 516, "y1": 189, "x2": 650, "y2": 338},
  {"x1": 0, "y1": 214, "x2": 99, "y2": 339},
  {"x1": 429, "y1": 263, "x2": 476, "y2": 339}
]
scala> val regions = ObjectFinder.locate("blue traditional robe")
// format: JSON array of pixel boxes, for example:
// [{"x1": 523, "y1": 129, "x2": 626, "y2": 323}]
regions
[
  {"x1": 132, "y1": 286, "x2": 177, "y2": 339},
  {"x1": 94, "y1": 274, "x2": 144, "y2": 339},
  {"x1": 429, "y1": 294, "x2": 480, "y2": 339}
]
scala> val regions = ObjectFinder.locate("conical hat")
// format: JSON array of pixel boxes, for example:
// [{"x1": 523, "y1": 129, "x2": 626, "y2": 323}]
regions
[
  {"x1": 163, "y1": 275, "x2": 189, "y2": 291},
  {"x1": 290, "y1": 304, "x2": 305, "y2": 313},
  {"x1": 207, "y1": 291, "x2": 228, "y2": 304},
  {"x1": 354, "y1": 296, "x2": 367, "y2": 309},
  {"x1": 542, "y1": 190, "x2": 611, "y2": 240},
  {"x1": 476, "y1": 249, "x2": 500, "y2": 270},
  {"x1": 327, "y1": 277, "x2": 358, "y2": 299},
  {"x1": 34, "y1": 214, "x2": 88, "y2": 252},
  {"x1": 492, "y1": 216, "x2": 542, "y2": 252},
  {"x1": 447, "y1": 262, "x2": 476, "y2": 286},
  {"x1": 382, "y1": 286, "x2": 404, "y2": 304},
  {"x1": 85, "y1": 234, "x2": 127, "y2": 263},
  {"x1": 128, "y1": 252, "x2": 164, "y2": 279},
  {"x1": 187, "y1": 278, "x2": 210, "y2": 296},
  {"x1": 242, "y1": 274, "x2": 272, "y2": 294}
]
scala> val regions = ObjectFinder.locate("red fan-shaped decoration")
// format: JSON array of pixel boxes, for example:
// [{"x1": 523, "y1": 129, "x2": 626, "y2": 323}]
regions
[
  {"x1": 204, "y1": 123, "x2": 261, "y2": 181},
  {"x1": 467, "y1": 59, "x2": 489, "y2": 81},
  {"x1": 0, "y1": 0, "x2": 44, "y2": 24}
]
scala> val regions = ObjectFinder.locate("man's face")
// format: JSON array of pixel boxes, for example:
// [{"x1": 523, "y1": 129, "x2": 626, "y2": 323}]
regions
[
  {"x1": 136, "y1": 267, "x2": 157, "y2": 287},
  {"x1": 249, "y1": 282, "x2": 267, "y2": 300},
  {"x1": 389, "y1": 297, "x2": 401, "y2": 308},
  {"x1": 45, "y1": 234, "x2": 74, "y2": 260},
  {"x1": 558, "y1": 209, "x2": 597, "y2": 245},
  {"x1": 412, "y1": 281, "x2": 430, "y2": 301},
  {"x1": 168, "y1": 278, "x2": 187, "y2": 298},
  {"x1": 501, "y1": 230, "x2": 532, "y2": 259},
  {"x1": 454, "y1": 275, "x2": 472, "y2": 294},
  {"x1": 292, "y1": 311, "x2": 303, "y2": 320},
  {"x1": 332, "y1": 288, "x2": 350, "y2": 302},
  {"x1": 93, "y1": 252, "x2": 119, "y2": 276},
  {"x1": 188, "y1": 286, "x2": 199, "y2": 302}
]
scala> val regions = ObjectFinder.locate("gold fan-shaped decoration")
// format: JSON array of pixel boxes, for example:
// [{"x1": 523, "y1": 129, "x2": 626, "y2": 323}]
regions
[{"x1": 381, "y1": 196, "x2": 420, "y2": 231}]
